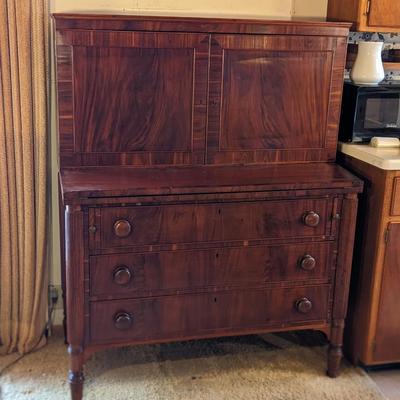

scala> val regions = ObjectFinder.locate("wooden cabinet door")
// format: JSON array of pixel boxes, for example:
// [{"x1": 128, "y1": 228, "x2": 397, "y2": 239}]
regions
[
  {"x1": 207, "y1": 34, "x2": 347, "y2": 165},
  {"x1": 374, "y1": 223, "x2": 400, "y2": 362},
  {"x1": 368, "y1": 0, "x2": 400, "y2": 29},
  {"x1": 56, "y1": 30, "x2": 209, "y2": 167}
]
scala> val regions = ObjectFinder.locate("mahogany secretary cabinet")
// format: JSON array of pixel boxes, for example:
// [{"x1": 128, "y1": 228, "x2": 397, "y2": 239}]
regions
[{"x1": 54, "y1": 14, "x2": 363, "y2": 400}]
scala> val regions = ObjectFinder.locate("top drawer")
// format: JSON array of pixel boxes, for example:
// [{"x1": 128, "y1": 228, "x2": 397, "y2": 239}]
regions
[{"x1": 90, "y1": 198, "x2": 332, "y2": 250}]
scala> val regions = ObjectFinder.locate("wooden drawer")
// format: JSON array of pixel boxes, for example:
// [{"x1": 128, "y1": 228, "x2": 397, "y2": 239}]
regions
[
  {"x1": 91, "y1": 199, "x2": 332, "y2": 249},
  {"x1": 89, "y1": 242, "x2": 333, "y2": 297},
  {"x1": 89, "y1": 285, "x2": 330, "y2": 343}
]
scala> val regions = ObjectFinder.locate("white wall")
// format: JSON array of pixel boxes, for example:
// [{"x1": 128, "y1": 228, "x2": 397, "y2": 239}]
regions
[
  {"x1": 51, "y1": 0, "x2": 293, "y2": 18},
  {"x1": 292, "y1": 0, "x2": 327, "y2": 20},
  {"x1": 49, "y1": 0, "x2": 328, "y2": 324}
]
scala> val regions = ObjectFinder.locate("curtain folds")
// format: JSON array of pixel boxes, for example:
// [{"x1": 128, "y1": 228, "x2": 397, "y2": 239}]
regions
[{"x1": 0, "y1": 0, "x2": 48, "y2": 354}]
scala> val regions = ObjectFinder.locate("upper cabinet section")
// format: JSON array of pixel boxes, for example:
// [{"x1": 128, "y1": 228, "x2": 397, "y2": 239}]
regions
[
  {"x1": 56, "y1": 30, "x2": 209, "y2": 167},
  {"x1": 54, "y1": 15, "x2": 350, "y2": 168},
  {"x1": 207, "y1": 34, "x2": 346, "y2": 164},
  {"x1": 327, "y1": 0, "x2": 400, "y2": 33}
]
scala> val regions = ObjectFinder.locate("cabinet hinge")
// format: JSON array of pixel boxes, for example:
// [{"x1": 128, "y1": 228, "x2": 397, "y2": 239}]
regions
[
  {"x1": 384, "y1": 228, "x2": 390, "y2": 244},
  {"x1": 365, "y1": 0, "x2": 371, "y2": 15}
]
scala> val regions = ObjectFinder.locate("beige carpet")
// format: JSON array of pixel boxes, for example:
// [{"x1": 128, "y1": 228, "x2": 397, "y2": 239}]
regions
[{"x1": 0, "y1": 331, "x2": 386, "y2": 400}]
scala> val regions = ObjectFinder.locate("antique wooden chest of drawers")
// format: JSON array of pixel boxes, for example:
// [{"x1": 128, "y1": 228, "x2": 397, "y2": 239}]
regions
[{"x1": 54, "y1": 15, "x2": 363, "y2": 399}]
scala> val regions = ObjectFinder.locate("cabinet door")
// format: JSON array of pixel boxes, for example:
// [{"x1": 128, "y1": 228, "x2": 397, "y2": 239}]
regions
[
  {"x1": 368, "y1": 0, "x2": 400, "y2": 29},
  {"x1": 56, "y1": 30, "x2": 209, "y2": 167},
  {"x1": 207, "y1": 34, "x2": 347, "y2": 164},
  {"x1": 374, "y1": 223, "x2": 400, "y2": 362}
]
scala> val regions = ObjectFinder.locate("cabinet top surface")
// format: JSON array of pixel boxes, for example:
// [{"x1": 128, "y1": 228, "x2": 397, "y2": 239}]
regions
[
  {"x1": 339, "y1": 142, "x2": 400, "y2": 171},
  {"x1": 53, "y1": 13, "x2": 351, "y2": 36},
  {"x1": 60, "y1": 163, "x2": 363, "y2": 204}
]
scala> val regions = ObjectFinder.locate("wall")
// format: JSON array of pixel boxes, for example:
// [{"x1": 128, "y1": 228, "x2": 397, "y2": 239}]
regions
[
  {"x1": 292, "y1": 0, "x2": 328, "y2": 20},
  {"x1": 49, "y1": 0, "x2": 328, "y2": 325},
  {"x1": 51, "y1": 0, "x2": 293, "y2": 18}
]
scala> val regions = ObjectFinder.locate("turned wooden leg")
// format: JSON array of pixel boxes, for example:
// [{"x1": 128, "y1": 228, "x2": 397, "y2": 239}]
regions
[
  {"x1": 68, "y1": 370, "x2": 84, "y2": 400},
  {"x1": 327, "y1": 319, "x2": 345, "y2": 378},
  {"x1": 68, "y1": 345, "x2": 84, "y2": 400}
]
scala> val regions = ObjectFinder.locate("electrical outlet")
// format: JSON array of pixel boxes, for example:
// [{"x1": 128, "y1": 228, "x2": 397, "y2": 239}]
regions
[{"x1": 48, "y1": 285, "x2": 63, "y2": 310}]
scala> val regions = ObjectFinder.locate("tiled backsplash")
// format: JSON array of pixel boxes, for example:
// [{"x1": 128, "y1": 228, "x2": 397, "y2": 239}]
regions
[{"x1": 345, "y1": 32, "x2": 400, "y2": 84}]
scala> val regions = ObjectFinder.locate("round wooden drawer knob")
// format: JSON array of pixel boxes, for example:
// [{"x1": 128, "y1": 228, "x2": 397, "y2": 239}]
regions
[
  {"x1": 113, "y1": 266, "x2": 132, "y2": 285},
  {"x1": 295, "y1": 298, "x2": 313, "y2": 314},
  {"x1": 299, "y1": 255, "x2": 316, "y2": 271},
  {"x1": 302, "y1": 211, "x2": 320, "y2": 227},
  {"x1": 114, "y1": 312, "x2": 133, "y2": 330},
  {"x1": 113, "y1": 219, "x2": 132, "y2": 238}
]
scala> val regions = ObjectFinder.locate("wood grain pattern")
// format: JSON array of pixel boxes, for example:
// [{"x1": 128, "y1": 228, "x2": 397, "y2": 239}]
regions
[
  {"x1": 327, "y1": 0, "x2": 400, "y2": 32},
  {"x1": 53, "y1": 14, "x2": 351, "y2": 37},
  {"x1": 59, "y1": 163, "x2": 362, "y2": 204},
  {"x1": 89, "y1": 285, "x2": 330, "y2": 343},
  {"x1": 374, "y1": 223, "x2": 400, "y2": 362},
  {"x1": 57, "y1": 30, "x2": 209, "y2": 167},
  {"x1": 65, "y1": 206, "x2": 85, "y2": 399},
  {"x1": 93, "y1": 199, "x2": 331, "y2": 249},
  {"x1": 390, "y1": 178, "x2": 400, "y2": 216},
  {"x1": 89, "y1": 242, "x2": 333, "y2": 298},
  {"x1": 207, "y1": 34, "x2": 346, "y2": 164},
  {"x1": 339, "y1": 154, "x2": 400, "y2": 366},
  {"x1": 54, "y1": 15, "x2": 361, "y2": 399},
  {"x1": 368, "y1": 0, "x2": 400, "y2": 29},
  {"x1": 328, "y1": 194, "x2": 358, "y2": 377},
  {"x1": 55, "y1": 18, "x2": 350, "y2": 168},
  {"x1": 327, "y1": 0, "x2": 362, "y2": 26}
]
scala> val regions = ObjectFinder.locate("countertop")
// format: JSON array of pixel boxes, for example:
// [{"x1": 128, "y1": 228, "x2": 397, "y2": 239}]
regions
[{"x1": 338, "y1": 142, "x2": 400, "y2": 170}]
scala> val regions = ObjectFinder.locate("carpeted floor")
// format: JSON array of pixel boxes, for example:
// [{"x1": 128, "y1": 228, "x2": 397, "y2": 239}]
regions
[{"x1": 0, "y1": 331, "x2": 386, "y2": 400}]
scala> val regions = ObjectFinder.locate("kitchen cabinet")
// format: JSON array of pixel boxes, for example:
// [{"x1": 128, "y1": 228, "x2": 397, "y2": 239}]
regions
[
  {"x1": 327, "y1": 0, "x2": 400, "y2": 33},
  {"x1": 339, "y1": 144, "x2": 400, "y2": 365}
]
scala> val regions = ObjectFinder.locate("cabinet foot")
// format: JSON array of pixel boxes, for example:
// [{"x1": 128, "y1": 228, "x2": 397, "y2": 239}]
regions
[{"x1": 327, "y1": 344, "x2": 343, "y2": 378}]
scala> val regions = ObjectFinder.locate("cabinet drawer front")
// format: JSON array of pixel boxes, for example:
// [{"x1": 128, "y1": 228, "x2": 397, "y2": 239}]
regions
[
  {"x1": 89, "y1": 285, "x2": 330, "y2": 343},
  {"x1": 93, "y1": 199, "x2": 331, "y2": 249},
  {"x1": 90, "y1": 242, "x2": 333, "y2": 297}
]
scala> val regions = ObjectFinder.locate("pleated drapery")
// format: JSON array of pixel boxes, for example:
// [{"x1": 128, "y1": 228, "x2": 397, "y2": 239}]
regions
[{"x1": 0, "y1": 0, "x2": 48, "y2": 354}]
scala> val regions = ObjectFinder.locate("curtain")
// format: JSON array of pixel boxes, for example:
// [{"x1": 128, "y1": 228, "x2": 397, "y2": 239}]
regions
[{"x1": 0, "y1": 0, "x2": 48, "y2": 354}]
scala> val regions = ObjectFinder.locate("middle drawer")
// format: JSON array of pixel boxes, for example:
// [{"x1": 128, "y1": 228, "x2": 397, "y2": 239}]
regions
[{"x1": 89, "y1": 242, "x2": 333, "y2": 297}]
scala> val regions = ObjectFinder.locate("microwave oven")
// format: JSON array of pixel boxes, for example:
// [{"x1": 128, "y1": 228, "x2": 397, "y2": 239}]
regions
[{"x1": 338, "y1": 82, "x2": 400, "y2": 143}]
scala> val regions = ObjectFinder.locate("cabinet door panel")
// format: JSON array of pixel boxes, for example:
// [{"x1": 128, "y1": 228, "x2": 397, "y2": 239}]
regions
[
  {"x1": 368, "y1": 0, "x2": 400, "y2": 29},
  {"x1": 56, "y1": 30, "x2": 209, "y2": 167},
  {"x1": 374, "y1": 223, "x2": 400, "y2": 362},
  {"x1": 207, "y1": 35, "x2": 347, "y2": 164}
]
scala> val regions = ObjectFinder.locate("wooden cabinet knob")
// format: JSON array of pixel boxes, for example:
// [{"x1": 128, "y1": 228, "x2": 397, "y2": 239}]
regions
[
  {"x1": 113, "y1": 219, "x2": 132, "y2": 238},
  {"x1": 302, "y1": 211, "x2": 320, "y2": 227},
  {"x1": 299, "y1": 255, "x2": 316, "y2": 271},
  {"x1": 114, "y1": 312, "x2": 133, "y2": 330},
  {"x1": 295, "y1": 298, "x2": 313, "y2": 314},
  {"x1": 113, "y1": 266, "x2": 132, "y2": 285}
]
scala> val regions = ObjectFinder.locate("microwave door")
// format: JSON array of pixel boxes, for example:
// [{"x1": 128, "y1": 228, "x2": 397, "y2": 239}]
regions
[{"x1": 355, "y1": 91, "x2": 400, "y2": 138}]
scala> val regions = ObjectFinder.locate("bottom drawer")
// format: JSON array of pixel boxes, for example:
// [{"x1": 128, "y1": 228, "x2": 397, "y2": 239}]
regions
[{"x1": 89, "y1": 285, "x2": 330, "y2": 343}]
